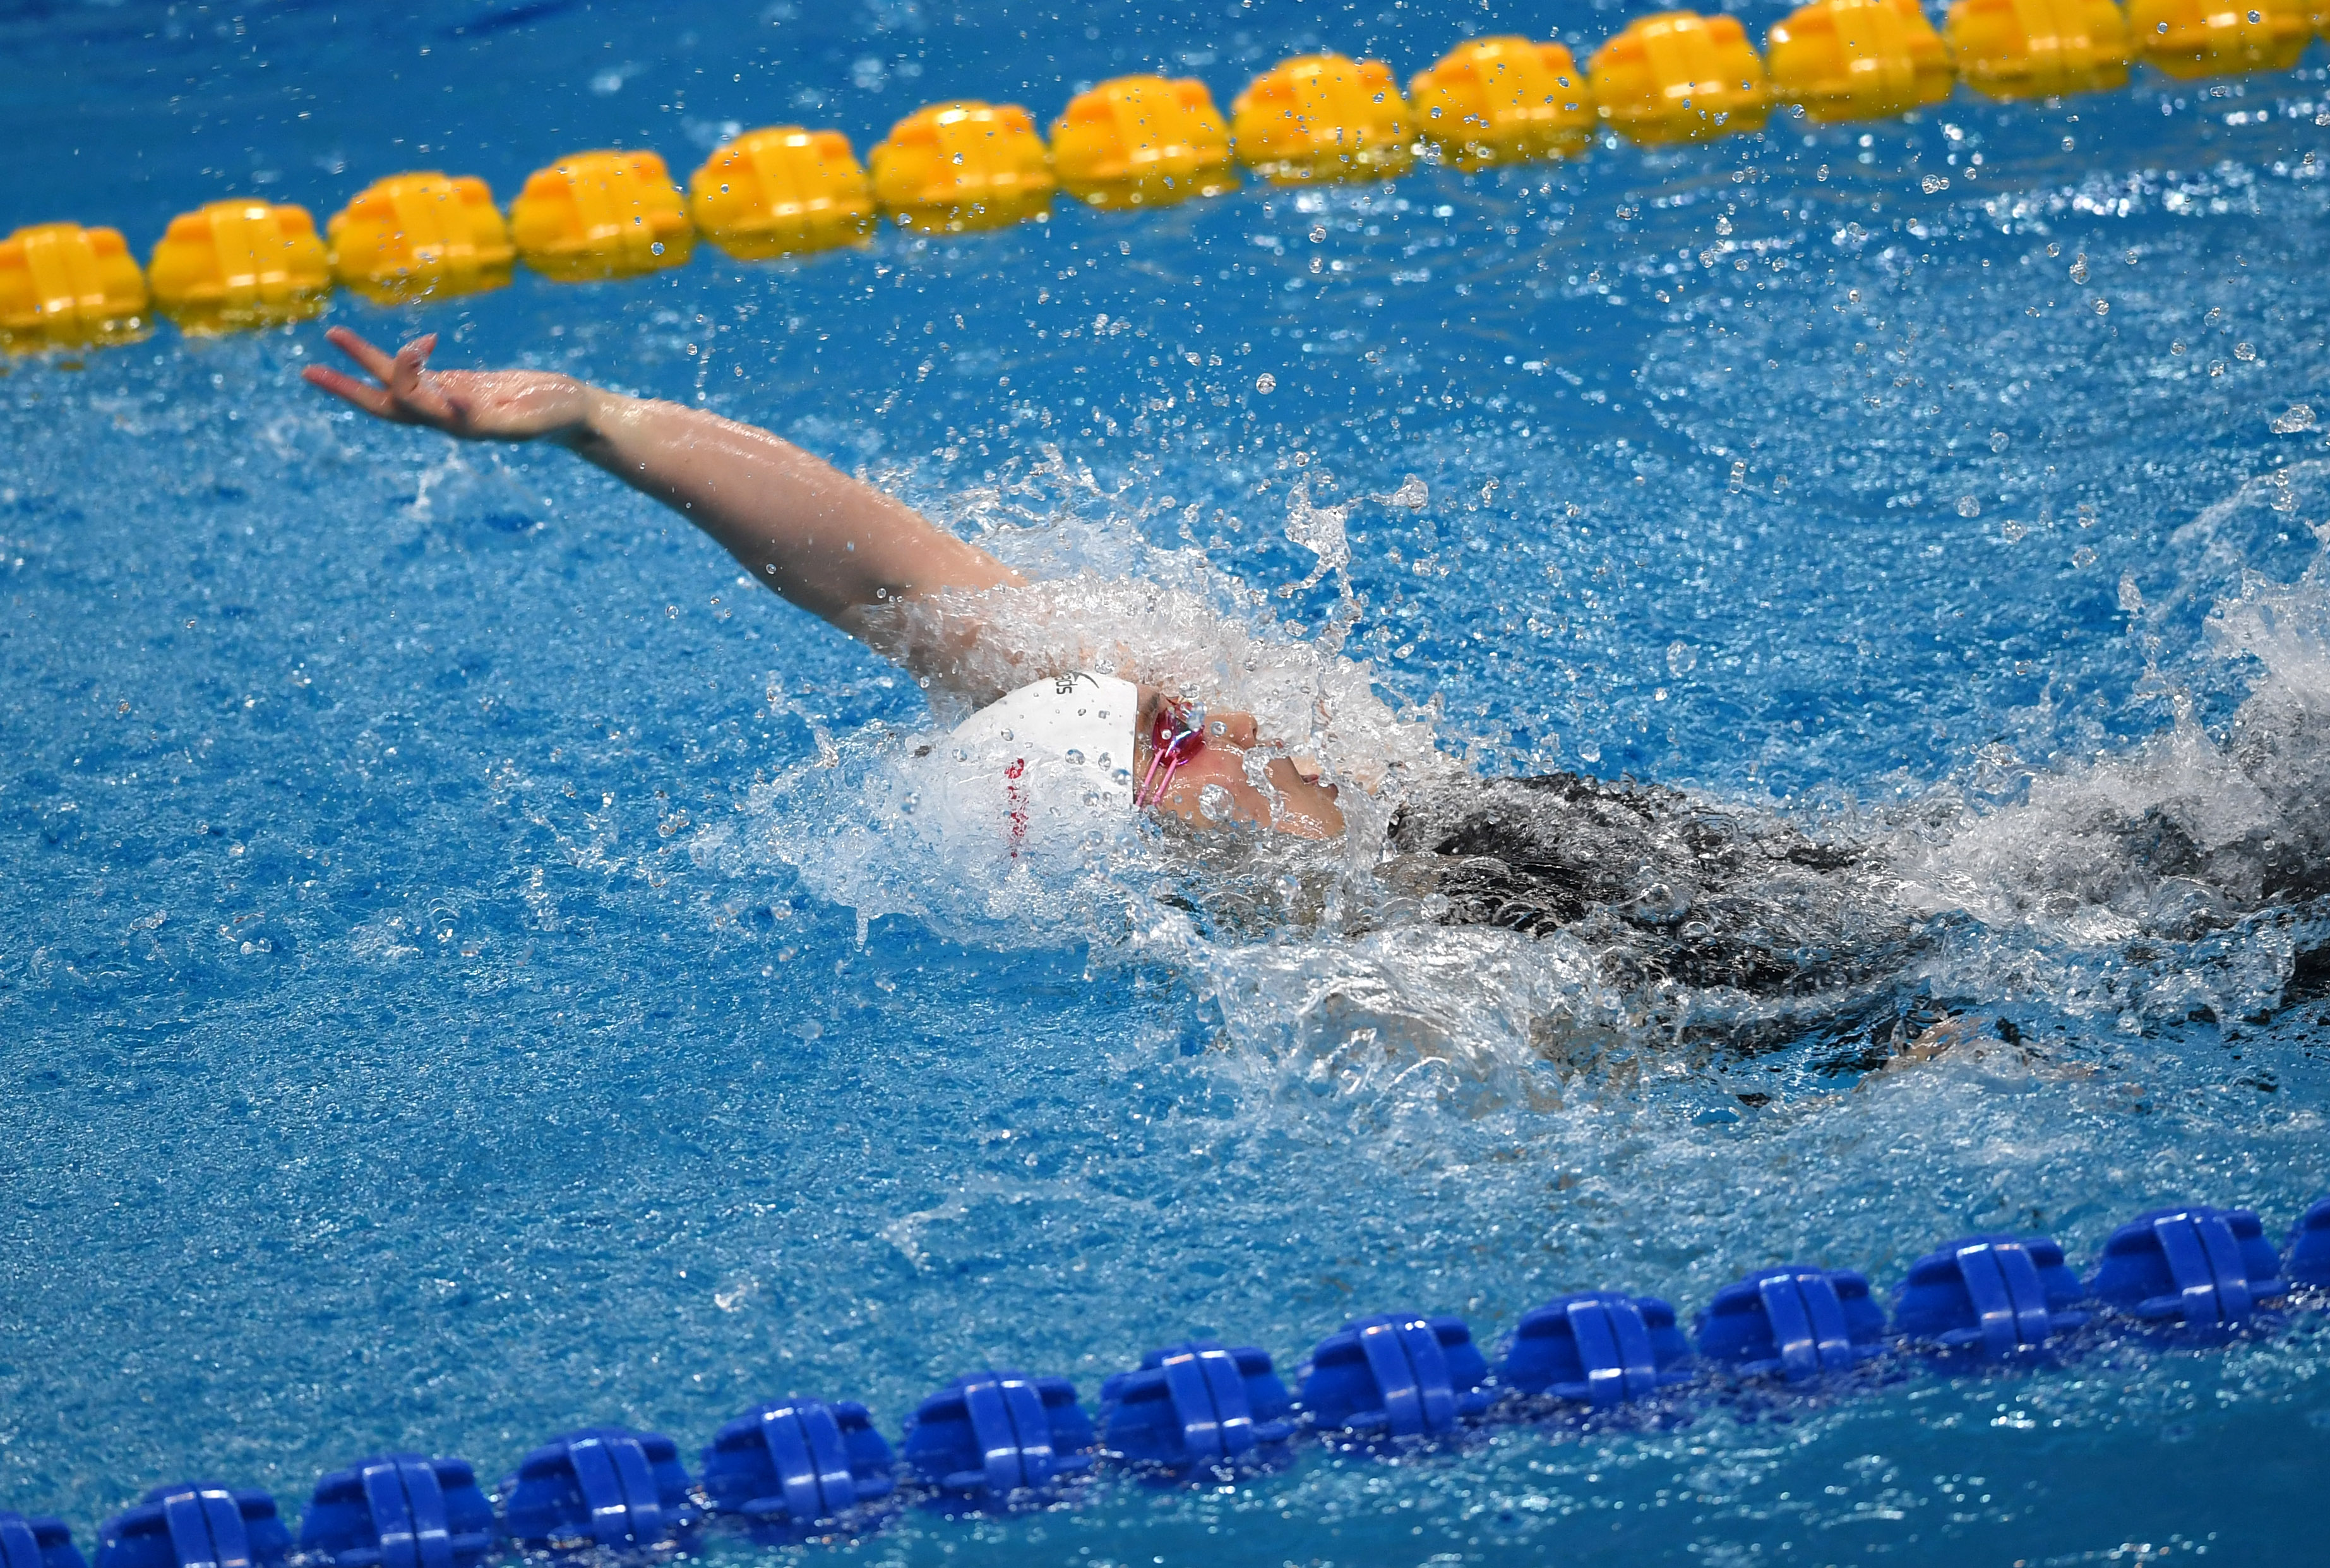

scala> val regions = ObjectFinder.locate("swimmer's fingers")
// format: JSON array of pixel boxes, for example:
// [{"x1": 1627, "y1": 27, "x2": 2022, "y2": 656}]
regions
[
  {"x1": 386, "y1": 335, "x2": 458, "y2": 424},
  {"x1": 322, "y1": 325, "x2": 399, "y2": 383},
  {"x1": 307, "y1": 328, "x2": 453, "y2": 428},
  {"x1": 301, "y1": 362, "x2": 415, "y2": 422}
]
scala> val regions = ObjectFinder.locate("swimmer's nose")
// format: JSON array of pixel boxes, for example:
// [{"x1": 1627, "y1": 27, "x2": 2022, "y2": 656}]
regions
[{"x1": 1213, "y1": 710, "x2": 1260, "y2": 748}]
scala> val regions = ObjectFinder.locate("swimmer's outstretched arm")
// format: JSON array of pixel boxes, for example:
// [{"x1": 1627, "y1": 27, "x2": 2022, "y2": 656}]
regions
[
  {"x1": 302, "y1": 328, "x2": 1021, "y2": 674},
  {"x1": 307, "y1": 330, "x2": 1345, "y2": 837}
]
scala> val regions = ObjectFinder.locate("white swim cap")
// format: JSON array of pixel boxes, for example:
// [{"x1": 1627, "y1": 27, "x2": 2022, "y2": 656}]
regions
[{"x1": 939, "y1": 672, "x2": 1138, "y2": 849}]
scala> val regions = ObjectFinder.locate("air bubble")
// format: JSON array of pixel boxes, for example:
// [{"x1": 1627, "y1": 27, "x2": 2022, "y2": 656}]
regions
[{"x1": 1957, "y1": 496, "x2": 1981, "y2": 518}]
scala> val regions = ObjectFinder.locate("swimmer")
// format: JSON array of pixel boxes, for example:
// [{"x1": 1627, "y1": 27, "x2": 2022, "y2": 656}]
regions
[{"x1": 305, "y1": 329, "x2": 2330, "y2": 1027}]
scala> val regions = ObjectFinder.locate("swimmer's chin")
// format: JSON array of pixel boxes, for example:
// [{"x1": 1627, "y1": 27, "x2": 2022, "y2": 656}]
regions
[{"x1": 1146, "y1": 771, "x2": 1344, "y2": 841}]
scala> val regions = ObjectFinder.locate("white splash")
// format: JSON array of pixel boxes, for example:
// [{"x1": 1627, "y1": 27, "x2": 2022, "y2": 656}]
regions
[{"x1": 1281, "y1": 480, "x2": 1353, "y2": 594}]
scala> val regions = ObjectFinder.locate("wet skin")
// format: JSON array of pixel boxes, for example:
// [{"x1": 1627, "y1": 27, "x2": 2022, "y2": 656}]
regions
[{"x1": 1132, "y1": 691, "x2": 1345, "y2": 841}]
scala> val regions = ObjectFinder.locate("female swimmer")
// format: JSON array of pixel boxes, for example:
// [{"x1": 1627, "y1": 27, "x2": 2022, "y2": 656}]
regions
[{"x1": 304, "y1": 330, "x2": 2330, "y2": 1023}]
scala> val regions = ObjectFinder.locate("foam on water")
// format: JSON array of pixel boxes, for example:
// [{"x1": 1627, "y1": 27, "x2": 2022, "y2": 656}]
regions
[{"x1": 1899, "y1": 526, "x2": 2330, "y2": 1026}]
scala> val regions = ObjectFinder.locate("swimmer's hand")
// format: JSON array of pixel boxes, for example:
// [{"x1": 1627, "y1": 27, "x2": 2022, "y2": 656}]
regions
[{"x1": 302, "y1": 328, "x2": 597, "y2": 443}]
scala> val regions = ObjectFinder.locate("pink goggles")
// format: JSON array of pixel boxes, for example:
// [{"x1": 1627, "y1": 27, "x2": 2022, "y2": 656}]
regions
[{"x1": 1138, "y1": 700, "x2": 1206, "y2": 808}]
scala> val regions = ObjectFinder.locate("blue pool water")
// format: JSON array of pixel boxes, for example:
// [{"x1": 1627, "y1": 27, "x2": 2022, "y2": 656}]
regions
[{"x1": 5, "y1": 1, "x2": 2330, "y2": 1562}]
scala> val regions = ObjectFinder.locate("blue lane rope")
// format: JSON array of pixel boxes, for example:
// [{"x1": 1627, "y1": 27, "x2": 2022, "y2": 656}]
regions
[
  {"x1": 1497, "y1": 1291, "x2": 1694, "y2": 1406},
  {"x1": 1892, "y1": 1235, "x2": 2090, "y2": 1358},
  {"x1": 700, "y1": 1399, "x2": 895, "y2": 1538},
  {"x1": 1697, "y1": 1264, "x2": 1889, "y2": 1382},
  {"x1": 900, "y1": 1371, "x2": 1096, "y2": 1509},
  {"x1": 1299, "y1": 1312, "x2": 1493, "y2": 1440},
  {"x1": 4, "y1": 1191, "x2": 2322, "y2": 1557},
  {"x1": 499, "y1": 1430, "x2": 696, "y2": 1553},
  {"x1": 1098, "y1": 1340, "x2": 1296, "y2": 1476},
  {"x1": 91, "y1": 1487, "x2": 289, "y2": 1568},
  {"x1": 297, "y1": 1457, "x2": 494, "y2": 1568},
  {"x1": 2090, "y1": 1206, "x2": 2289, "y2": 1331},
  {"x1": 1, "y1": 1513, "x2": 85, "y2": 1568}
]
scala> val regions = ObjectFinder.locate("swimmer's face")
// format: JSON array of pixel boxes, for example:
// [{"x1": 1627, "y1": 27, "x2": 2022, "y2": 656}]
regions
[{"x1": 1135, "y1": 690, "x2": 1344, "y2": 841}]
